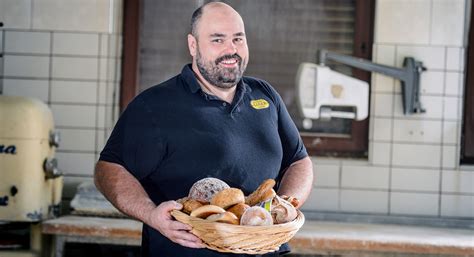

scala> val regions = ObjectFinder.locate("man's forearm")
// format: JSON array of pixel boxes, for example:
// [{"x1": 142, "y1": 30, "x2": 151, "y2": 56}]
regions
[
  {"x1": 277, "y1": 156, "x2": 313, "y2": 208},
  {"x1": 94, "y1": 160, "x2": 156, "y2": 224}
]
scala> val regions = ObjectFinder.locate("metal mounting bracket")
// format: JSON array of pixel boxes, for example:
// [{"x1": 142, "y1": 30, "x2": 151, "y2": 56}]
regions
[{"x1": 318, "y1": 49, "x2": 427, "y2": 115}]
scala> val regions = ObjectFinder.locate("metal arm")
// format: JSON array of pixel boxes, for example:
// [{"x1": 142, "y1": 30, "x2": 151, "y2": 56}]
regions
[{"x1": 318, "y1": 49, "x2": 427, "y2": 114}]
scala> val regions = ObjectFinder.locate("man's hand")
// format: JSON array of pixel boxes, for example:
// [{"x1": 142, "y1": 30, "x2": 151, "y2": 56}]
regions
[{"x1": 147, "y1": 200, "x2": 204, "y2": 249}]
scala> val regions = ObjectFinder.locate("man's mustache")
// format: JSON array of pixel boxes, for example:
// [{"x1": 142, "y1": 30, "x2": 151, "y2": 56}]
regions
[{"x1": 215, "y1": 54, "x2": 242, "y2": 65}]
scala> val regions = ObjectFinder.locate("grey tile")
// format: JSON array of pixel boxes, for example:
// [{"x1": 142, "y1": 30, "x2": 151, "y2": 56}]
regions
[
  {"x1": 5, "y1": 31, "x2": 50, "y2": 54},
  {"x1": 53, "y1": 32, "x2": 99, "y2": 56},
  {"x1": 4, "y1": 55, "x2": 49, "y2": 78}
]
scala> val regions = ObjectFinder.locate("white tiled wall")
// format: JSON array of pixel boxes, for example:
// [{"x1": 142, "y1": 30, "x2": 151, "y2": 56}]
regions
[
  {"x1": 303, "y1": 0, "x2": 474, "y2": 220},
  {"x1": 0, "y1": 0, "x2": 123, "y2": 200},
  {"x1": 1, "y1": 0, "x2": 472, "y2": 221}
]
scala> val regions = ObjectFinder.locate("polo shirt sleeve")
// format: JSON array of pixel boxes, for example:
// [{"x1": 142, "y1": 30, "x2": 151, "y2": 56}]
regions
[
  {"x1": 269, "y1": 84, "x2": 308, "y2": 169},
  {"x1": 99, "y1": 97, "x2": 166, "y2": 180}
]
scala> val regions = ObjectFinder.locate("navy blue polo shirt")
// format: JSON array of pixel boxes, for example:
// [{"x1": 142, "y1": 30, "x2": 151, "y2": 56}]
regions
[{"x1": 100, "y1": 64, "x2": 308, "y2": 257}]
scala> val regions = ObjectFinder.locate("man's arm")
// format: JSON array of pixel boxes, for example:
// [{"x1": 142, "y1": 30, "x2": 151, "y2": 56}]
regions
[
  {"x1": 277, "y1": 156, "x2": 313, "y2": 208},
  {"x1": 94, "y1": 160, "x2": 204, "y2": 248}
]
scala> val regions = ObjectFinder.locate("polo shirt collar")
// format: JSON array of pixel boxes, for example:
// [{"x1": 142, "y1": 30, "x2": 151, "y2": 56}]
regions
[{"x1": 181, "y1": 64, "x2": 252, "y2": 95}]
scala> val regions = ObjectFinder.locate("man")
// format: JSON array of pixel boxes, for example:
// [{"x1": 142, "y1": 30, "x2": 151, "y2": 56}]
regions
[{"x1": 95, "y1": 2, "x2": 313, "y2": 257}]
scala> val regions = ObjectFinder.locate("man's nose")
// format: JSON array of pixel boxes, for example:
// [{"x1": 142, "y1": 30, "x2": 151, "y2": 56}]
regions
[{"x1": 223, "y1": 41, "x2": 237, "y2": 54}]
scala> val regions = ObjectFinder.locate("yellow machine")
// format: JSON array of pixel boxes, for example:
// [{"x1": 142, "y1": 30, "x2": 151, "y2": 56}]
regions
[{"x1": 0, "y1": 95, "x2": 63, "y2": 256}]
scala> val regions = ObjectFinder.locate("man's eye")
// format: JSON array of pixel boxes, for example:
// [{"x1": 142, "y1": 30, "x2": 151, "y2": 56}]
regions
[
  {"x1": 234, "y1": 38, "x2": 244, "y2": 43},
  {"x1": 212, "y1": 39, "x2": 223, "y2": 43}
]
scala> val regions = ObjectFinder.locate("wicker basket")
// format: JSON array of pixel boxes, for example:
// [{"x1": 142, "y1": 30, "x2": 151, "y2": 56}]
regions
[{"x1": 171, "y1": 209, "x2": 305, "y2": 254}]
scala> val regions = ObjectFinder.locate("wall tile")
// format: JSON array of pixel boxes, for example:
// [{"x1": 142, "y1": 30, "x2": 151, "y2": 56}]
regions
[
  {"x1": 392, "y1": 143, "x2": 441, "y2": 168},
  {"x1": 302, "y1": 188, "x2": 339, "y2": 212},
  {"x1": 51, "y1": 104, "x2": 96, "y2": 128},
  {"x1": 445, "y1": 72, "x2": 462, "y2": 96},
  {"x1": 391, "y1": 168, "x2": 440, "y2": 192},
  {"x1": 341, "y1": 165, "x2": 389, "y2": 189},
  {"x1": 396, "y1": 46, "x2": 445, "y2": 70},
  {"x1": 373, "y1": 74, "x2": 394, "y2": 93},
  {"x1": 57, "y1": 128, "x2": 96, "y2": 152},
  {"x1": 105, "y1": 82, "x2": 120, "y2": 106},
  {"x1": 375, "y1": 0, "x2": 430, "y2": 44},
  {"x1": 375, "y1": 44, "x2": 396, "y2": 65},
  {"x1": 56, "y1": 152, "x2": 95, "y2": 176},
  {"x1": 373, "y1": 93, "x2": 393, "y2": 117},
  {"x1": 53, "y1": 33, "x2": 99, "y2": 56},
  {"x1": 99, "y1": 58, "x2": 107, "y2": 81},
  {"x1": 97, "y1": 106, "x2": 106, "y2": 129},
  {"x1": 98, "y1": 82, "x2": 107, "y2": 104},
  {"x1": 442, "y1": 170, "x2": 474, "y2": 194},
  {"x1": 392, "y1": 119, "x2": 442, "y2": 143},
  {"x1": 341, "y1": 190, "x2": 388, "y2": 214},
  {"x1": 51, "y1": 80, "x2": 97, "y2": 104},
  {"x1": 372, "y1": 118, "x2": 392, "y2": 141},
  {"x1": 108, "y1": 58, "x2": 121, "y2": 82},
  {"x1": 0, "y1": 31, "x2": 3, "y2": 50},
  {"x1": 108, "y1": 35, "x2": 122, "y2": 58},
  {"x1": 420, "y1": 71, "x2": 444, "y2": 95},
  {"x1": 442, "y1": 145, "x2": 457, "y2": 169},
  {"x1": 370, "y1": 142, "x2": 391, "y2": 166},
  {"x1": 2, "y1": 78, "x2": 49, "y2": 102},
  {"x1": 446, "y1": 47, "x2": 464, "y2": 71},
  {"x1": 5, "y1": 31, "x2": 50, "y2": 54},
  {"x1": 441, "y1": 194, "x2": 474, "y2": 218},
  {"x1": 0, "y1": 0, "x2": 32, "y2": 29},
  {"x1": 443, "y1": 96, "x2": 461, "y2": 120},
  {"x1": 431, "y1": 0, "x2": 466, "y2": 46},
  {"x1": 4, "y1": 55, "x2": 49, "y2": 78},
  {"x1": 390, "y1": 192, "x2": 439, "y2": 216},
  {"x1": 96, "y1": 129, "x2": 106, "y2": 153},
  {"x1": 110, "y1": 0, "x2": 124, "y2": 34},
  {"x1": 314, "y1": 164, "x2": 339, "y2": 187},
  {"x1": 52, "y1": 57, "x2": 98, "y2": 80},
  {"x1": 32, "y1": 0, "x2": 110, "y2": 32},
  {"x1": 394, "y1": 95, "x2": 443, "y2": 119},
  {"x1": 442, "y1": 121, "x2": 459, "y2": 144},
  {"x1": 99, "y1": 34, "x2": 108, "y2": 57}
]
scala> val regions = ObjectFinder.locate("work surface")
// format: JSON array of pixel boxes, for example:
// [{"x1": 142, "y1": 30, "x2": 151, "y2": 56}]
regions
[{"x1": 42, "y1": 215, "x2": 474, "y2": 256}]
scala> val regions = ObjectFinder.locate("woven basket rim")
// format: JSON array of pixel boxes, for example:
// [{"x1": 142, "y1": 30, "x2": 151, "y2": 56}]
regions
[
  {"x1": 171, "y1": 209, "x2": 305, "y2": 229},
  {"x1": 170, "y1": 209, "x2": 305, "y2": 254}
]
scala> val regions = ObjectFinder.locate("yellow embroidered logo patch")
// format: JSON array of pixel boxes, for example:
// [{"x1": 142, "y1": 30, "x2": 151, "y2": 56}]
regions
[{"x1": 250, "y1": 99, "x2": 269, "y2": 109}]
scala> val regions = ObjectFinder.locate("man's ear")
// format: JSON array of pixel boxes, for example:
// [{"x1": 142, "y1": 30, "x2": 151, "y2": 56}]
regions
[{"x1": 187, "y1": 34, "x2": 197, "y2": 57}]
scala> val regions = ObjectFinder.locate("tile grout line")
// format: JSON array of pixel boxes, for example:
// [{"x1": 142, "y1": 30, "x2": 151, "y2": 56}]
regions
[
  {"x1": 95, "y1": 34, "x2": 102, "y2": 159},
  {"x1": 387, "y1": 44, "x2": 398, "y2": 215},
  {"x1": 48, "y1": 31, "x2": 53, "y2": 105},
  {"x1": 438, "y1": 46, "x2": 449, "y2": 217},
  {"x1": 0, "y1": 29, "x2": 4, "y2": 94}
]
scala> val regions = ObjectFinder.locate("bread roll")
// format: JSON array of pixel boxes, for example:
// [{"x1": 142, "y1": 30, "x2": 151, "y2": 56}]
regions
[
  {"x1": 245, "y1": 179, "x2": 276, "y2": 206},
  {"x1": 271, "y1": 195, "x2": 297, "y2": 224},
  {"x1": 182, "y1": 198, "x2": 204, "y2": 214},
  {"x1": 240, "y1": 206, "x2": 273, "y2": 226},
  {"x1": 190, "y1": 205, "x2": 226, "y2": 219},
  {"x1": 188, "y1": 178, "x2": 230, "y2": 203},
  {"x1": 210, "y1": 188, "x2": 245, "y2": 209},
  {"x1": 206, "y1": 211, "x2": 239, "y2": 225},
  {"x1": 226, "y1": 203, "x2": 249, "y2": 220}
]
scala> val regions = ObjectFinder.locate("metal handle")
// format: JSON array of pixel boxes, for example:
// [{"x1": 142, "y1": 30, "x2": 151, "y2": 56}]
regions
[
  {"x1": 43, "y1": 157, "x2": 62, "y2": 179},
  {"x1": 318, "y1": 49, "x2": 427, "y2": 115}
]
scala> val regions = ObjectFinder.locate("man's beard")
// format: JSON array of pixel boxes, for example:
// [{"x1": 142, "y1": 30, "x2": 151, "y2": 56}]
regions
[{"x1": 196, "y1": 47, "x2": 247, "y2": 89}]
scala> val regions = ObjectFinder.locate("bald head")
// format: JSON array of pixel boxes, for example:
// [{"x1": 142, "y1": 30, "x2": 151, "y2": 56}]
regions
[{"x1": 190, "y1": 2, "x2": 244, "y2": 38}]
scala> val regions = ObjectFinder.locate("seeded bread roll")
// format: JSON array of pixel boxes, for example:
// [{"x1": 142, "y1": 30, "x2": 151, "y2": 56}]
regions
[
  {"x1": 188, "y1": 178, "x2": 230, "y2": 203},
  {"x1": 240, "y1": 206, "x2": 273, "y2": 226},
  {"x1": 190, "y1": 205, "x2": 226, "y2": 219},
  {"x1": 210, "y1": 188, "x2": 245, "y2": 209}
]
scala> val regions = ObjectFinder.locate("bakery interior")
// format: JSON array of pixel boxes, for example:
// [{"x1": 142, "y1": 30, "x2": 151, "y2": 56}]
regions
[{"x1": 0, "y1": 0, "x2": 473, "y2": 256}]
